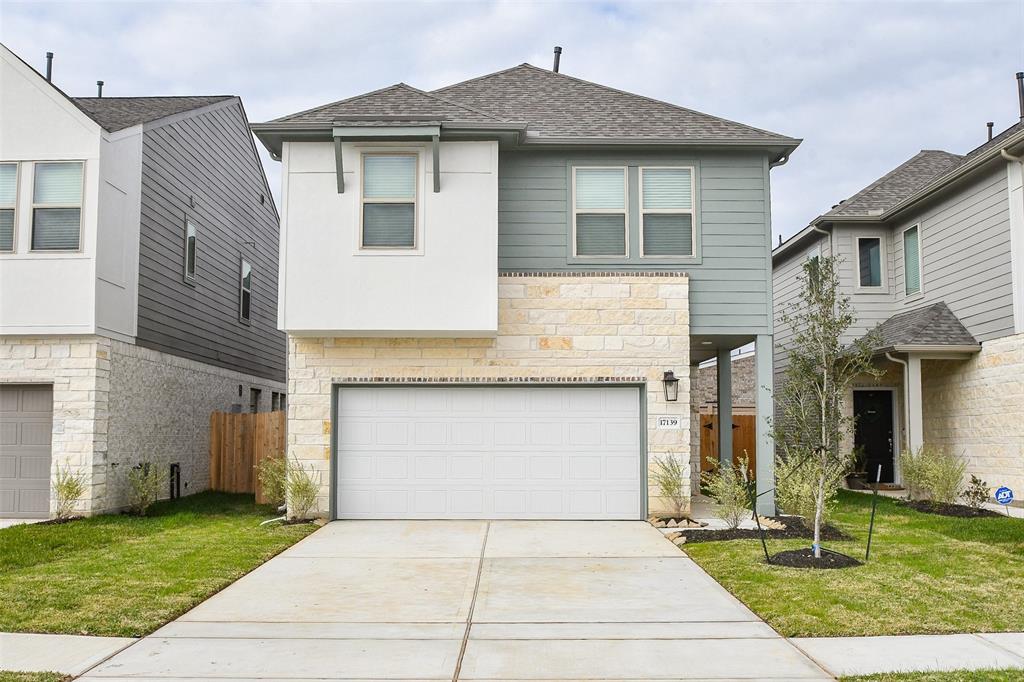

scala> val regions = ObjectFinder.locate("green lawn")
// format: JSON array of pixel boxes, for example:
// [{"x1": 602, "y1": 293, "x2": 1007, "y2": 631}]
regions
[
  {"x1": 842, "y1": 671, "x2": 1024, "y2": 681},
  {"x1": 0, "y1": 674, "x2": 69, "y2": 682},
  {"x1": 685, "y1": 491, "x2": 1024, "y2": 637},
  {"x1": 0, "y1": 492, "x2": 314, "y2": 637}
]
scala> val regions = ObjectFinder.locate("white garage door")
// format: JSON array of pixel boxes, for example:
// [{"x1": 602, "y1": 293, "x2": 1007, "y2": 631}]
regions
[{"x1": 335, "y1": 385, "x2": 642, "y2": 520}]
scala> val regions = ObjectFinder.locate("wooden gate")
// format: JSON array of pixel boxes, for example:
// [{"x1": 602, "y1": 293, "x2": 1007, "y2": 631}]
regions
[
  {"x1": 700, "y1": 413, "x2": 757, "y2": 478},
  {"x1": 209, "y1": 410, "x2": 286, "y2": 503}
]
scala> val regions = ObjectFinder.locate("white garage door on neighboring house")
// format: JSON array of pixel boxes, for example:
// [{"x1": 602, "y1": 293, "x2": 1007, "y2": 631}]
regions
[
  {"x1": 0, "y1": 385, "x2": 53, "y2": 518},
  {"x1": 334, "y1": 385, "x2": 643, "y2": 520}
]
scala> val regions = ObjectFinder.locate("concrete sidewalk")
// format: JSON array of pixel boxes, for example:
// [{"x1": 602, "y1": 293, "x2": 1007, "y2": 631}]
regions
[{"x1": 0, "y1": 632, "x2": 136, "y2": 675}]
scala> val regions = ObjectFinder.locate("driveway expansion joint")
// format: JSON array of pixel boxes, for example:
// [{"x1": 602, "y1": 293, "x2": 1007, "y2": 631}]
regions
[{"x1": 452, "y1": 520, "x2": 490, "y2": 682}]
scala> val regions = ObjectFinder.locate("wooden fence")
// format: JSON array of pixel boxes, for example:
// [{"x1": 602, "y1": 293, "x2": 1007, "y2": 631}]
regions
[
  {"x1": 209, "y1": 410, "x2": 286, "y2": 503},
  {"x1": 699, "y1": 413, "x2": 757, "y2": 478}
]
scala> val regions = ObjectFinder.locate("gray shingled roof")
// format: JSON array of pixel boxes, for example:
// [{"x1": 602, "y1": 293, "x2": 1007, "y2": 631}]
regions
[
  {"x1": 871, "y1": 302, "x2": 979, "y2": 351},
  {"x1": 271, "y1": 83, "x2": 504, "y2": 125},
  {"x1": 265, "y1": 64, "x2": 797, "y2": 145},
  {"x1": 72, "y1": 96, "x2": 234, "y2": 132},
  {"x1": 825, "y1": 150, "x2": 963, "y2": 218}
]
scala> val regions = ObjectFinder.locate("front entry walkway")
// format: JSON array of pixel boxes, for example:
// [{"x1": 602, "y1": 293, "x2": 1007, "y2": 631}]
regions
[{"x1": 79, "y1": 520, "x2": 829, "y2": 680}]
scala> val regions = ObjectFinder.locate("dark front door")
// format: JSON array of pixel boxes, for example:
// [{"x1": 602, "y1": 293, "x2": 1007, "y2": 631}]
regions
[{"x1": 853, "y1": 390, "x2": 895, "y2": 484}]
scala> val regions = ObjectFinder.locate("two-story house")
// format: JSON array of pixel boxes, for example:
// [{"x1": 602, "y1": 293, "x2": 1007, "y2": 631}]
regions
[
  {"x1": 773, "y1": 73, "x2": 1024, "y2": 497},
  {"x1": 0, "y1": 45, "x2": 286, "y2": 518},
  {"x1": 253, "y1": 57, "x2": 800, "y2": 519}
]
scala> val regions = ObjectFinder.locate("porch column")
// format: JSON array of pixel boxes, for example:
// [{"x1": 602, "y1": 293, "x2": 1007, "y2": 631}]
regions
[
  {"x1": 716, "y1": 348, "x2": 733, "y2": 467},
  {"x1": 906, "y1": 354, "x2": 924, "y2": 453},
  {"x1": 755, "y1": 334, "x2": 776, "y2": 516}
]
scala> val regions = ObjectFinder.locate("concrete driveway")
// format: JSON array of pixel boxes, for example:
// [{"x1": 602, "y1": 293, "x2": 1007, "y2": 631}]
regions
[{"x1": 81, "y1": 520, "x2": 830, "y2": 680}]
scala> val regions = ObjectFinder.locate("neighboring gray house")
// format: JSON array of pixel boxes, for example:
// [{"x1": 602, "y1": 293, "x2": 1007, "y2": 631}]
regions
[
  {"x1": 253, "y1": 57, "x2": 800, "y2": 518},
  {"x1": 0, "y1": 45, "x2": 286, "y2": 517},
  {"x1": 773, "y1": 74, "x2": 1024, "y2": 495}
]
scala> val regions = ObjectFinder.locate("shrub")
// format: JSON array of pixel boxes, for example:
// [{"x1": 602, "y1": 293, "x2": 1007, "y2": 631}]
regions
[
  {"x1": 651, "y1": 455, "x2": 688, "y2": 516},
  {"x1": 701, "y1": 453, "x2": 751, "y2": 529},
  {"x1": 286, "y1": 459, "x2": 320, "y2": 521},
  {"x1": 775, "y1": 446, "x2": 851, "y2": 527},
  {"x1": 126, "y1": 463, "x2": 165, "y2": 516},
  {"x1": 256, "y1": 456, "x2": 287, "y2": 507},
  {"x1": 53, "y1": 465, "x2": 86, "y2": 519},
  {"x1": 961, "y1": 474, "x2": 990, "y2": 509},
  {"x1": 900, "y1": 444, "x2": 966, "y2": 504}
]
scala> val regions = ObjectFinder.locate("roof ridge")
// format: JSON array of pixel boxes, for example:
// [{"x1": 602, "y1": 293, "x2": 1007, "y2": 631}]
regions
[
  {"x1": 826, "y1": 150, "x2": 959, "y2": 215},
  {"x1": 391, "y1": 83, "x2": 506, "y2": 121},
  {"x1": 73, "y1": 95, "x2": 235, "y2": 102},
  {"x1": 269, "y1": 83, "x2": 410, "y2": 124},
  {"x1": 431, "y1": 62, "x2": 536, "y2": 96}
]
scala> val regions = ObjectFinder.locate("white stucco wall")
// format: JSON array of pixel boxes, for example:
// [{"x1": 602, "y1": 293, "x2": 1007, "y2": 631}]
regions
[{"x1": 279, "y1": 139, "x2": 498, "y2": 336}]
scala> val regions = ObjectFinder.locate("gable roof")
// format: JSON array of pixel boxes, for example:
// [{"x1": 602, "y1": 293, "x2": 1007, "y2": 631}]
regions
[
  {"x1": 72, "y1": 96, "x2": 235, "y2": 132},
  {"x1": 257, "y1": 63, "x2": 799, "y2": 151},
  {"x1": 824, "y1": 150, "x2": 963, "y2": 218},
  {"x1": 871, "y1": 302, "x2": 980, "y2": 352}
]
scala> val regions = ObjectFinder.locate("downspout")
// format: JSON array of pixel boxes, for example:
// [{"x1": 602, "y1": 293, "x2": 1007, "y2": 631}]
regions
[
  {"x1": 769, "y1": 153, "x2": 790, "y2": 169},
  {"x1": 812, "y1": 224, "x2": 833, "y2": 256},
  {"x1": 886, "y1": 352, "x2": 911, "y2": 458},
  {"x1": 1002, "y1": 149, "x2": 1024, "y2": 163}
]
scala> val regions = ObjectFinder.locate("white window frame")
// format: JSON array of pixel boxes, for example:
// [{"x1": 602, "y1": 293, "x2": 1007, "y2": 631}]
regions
[
  {"x1": 638, "y1": 165, "x2": 696, "y2": 258},
  {"x1": 30, "y1": 160, "x2": 85, "y2": 253},
  {"x1": 855, "y1": 234, "x2": 887, "y2": 292},
  {"x1": 239, "y1": 258, "x2": 252, "y2": 324},
  {"x1": 571, "y1": 165, "x2": 628, "y2": 258},
  {"x1": 359, "y1": 151, "x2": 419, "y2": 251},
  {"x1": 183, "y1": 218, "x2": 198, "y2": 284},
  {"x1": 0, "y1": 162, "x2": 19, "y2": 254},
  {"x1": 901, "y1": 223, "x2": 923, "y2": 298}
]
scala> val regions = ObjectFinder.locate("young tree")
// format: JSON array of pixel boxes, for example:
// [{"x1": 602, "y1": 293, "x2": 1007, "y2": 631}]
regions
[{"x1": 772, "y1": 256, "x2": 880, "y2": 558}]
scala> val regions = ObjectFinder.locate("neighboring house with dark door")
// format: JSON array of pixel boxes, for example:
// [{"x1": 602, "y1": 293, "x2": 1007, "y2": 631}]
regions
[
  {"x1": 0, "y1": 44, "x2": 286, "y2": 518},
  {"x1": 772, "y1": 73, "x2": 1024, "y2": 496},
  {"x1": 252, "y1": 58, "x2": 800, "y2": 519}
]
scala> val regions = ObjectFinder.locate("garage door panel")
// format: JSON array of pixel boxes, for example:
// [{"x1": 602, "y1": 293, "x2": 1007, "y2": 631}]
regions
[
  {"x1": 0, "y1": 385, "x2": 53, "y2": 518},
  {"x1": 335, "y1": 386, "x2": 642, "y2": 520}
]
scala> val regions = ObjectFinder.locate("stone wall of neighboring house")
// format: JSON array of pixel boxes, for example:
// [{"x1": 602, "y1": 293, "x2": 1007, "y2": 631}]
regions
[
  {"x1": 922, "y1": 333, "x2": 1024, "y2": 496},
  {"x1": 0, "y1": 335, "x2": 285, "y2": 516},
  {"x1": 285, "y1": 273, "x2": 692, "y2": 517},
  {"x1": 695, "y1": 353, "x2": 756, "y2": 412}
]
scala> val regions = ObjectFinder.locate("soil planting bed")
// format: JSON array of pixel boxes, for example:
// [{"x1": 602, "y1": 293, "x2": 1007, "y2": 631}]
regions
[
  {"x1": 677, "y1": 518, "x2": 851, "y2": 544},
  {"x1": 37, "y1": 516, "x2": 85, "y2": 525},
  {"x1": 902, "y1": 500, "x2": 1003, "y2": 518},
  {"x1": 768, "y1": 547, "x2": 863, "y2": 569}
]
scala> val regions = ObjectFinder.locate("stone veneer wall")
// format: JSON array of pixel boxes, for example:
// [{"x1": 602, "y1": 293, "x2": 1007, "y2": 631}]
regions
[
  {"x1": 923, "y1": 333, "x2": 1024, "y2": 495},
  {"x1": 286, "y1": 273, "x2": 691, "y2": 517},
  {"x1": 0, "y1": 336, "x2": 285, "y2": 516}
]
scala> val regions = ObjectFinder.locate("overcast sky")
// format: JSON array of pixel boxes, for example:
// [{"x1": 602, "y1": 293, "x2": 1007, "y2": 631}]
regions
[{"x1": 3, "y1": 0, "x2": 1023, "y2": 240}]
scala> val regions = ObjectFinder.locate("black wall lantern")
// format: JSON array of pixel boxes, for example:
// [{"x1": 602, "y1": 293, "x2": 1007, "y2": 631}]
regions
[{"x1": 662, "y1": 370, "x2": 680, "y2": 402}]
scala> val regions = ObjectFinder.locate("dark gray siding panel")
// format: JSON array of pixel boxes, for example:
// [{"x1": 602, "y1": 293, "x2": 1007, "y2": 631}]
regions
[
  {"x1": 497, "y1": 150, "x2": 773, "y2": 335},
  {"x1": 137, "y1": 102, "x2": 285, "y2": 382}
]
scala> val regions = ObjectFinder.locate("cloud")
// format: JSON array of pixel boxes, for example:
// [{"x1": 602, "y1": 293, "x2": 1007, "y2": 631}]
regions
[{"x1": 3, "y1": 0, "x2": 1022, "y2": 238}]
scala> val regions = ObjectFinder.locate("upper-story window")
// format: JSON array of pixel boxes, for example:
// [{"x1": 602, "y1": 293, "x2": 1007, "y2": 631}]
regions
[
  {"x1": 239, "y1": 258, "x2": 252, "y2": 322},
  {"x1": 573, "y1": 167, "x2": 627, "y2": 257},
  {"x1": 640, "y1": 167, "x2": 694, "y2": 257},
  {"x1": 902, "y1": 225, "x2": 921, "y2": 296},
  {"x1": 0, "y1": 163, "x2": 16, "y2": 252},
  {"x1": 856, "y1": 236, "x2": 883, "y2": 288},
  {"x1": 361, "y1": 154, "x2": 417, "y2": 249},
  {"x1": 184, "y1": 219, "x2": 198, "y2": 282},
  {"x1": 32, "y1": 161, "x2": 83, "y2": 251}
]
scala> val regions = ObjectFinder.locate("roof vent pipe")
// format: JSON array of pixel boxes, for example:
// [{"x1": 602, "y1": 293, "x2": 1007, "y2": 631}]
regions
[
  {"x1": 1017, "y1": 72, "x2": 1024, "y2": 121},
  {"x1": 96, "y1": 80, "x2": 104, "y2": 97},
  {"x1": 553, "y1": 46, "x2": 562, "y2": 73},
  {"x1": 987, "y1": 121, "x2": 994, "y2": 141},
  {"x1": 45, "y1": 52, "x2": 53, "y2": 81}
]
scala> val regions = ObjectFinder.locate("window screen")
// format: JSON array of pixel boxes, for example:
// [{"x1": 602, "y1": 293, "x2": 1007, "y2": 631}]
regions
[
  {"x1": 32, "y1": 162, "x2": 82, "y2": 251},
  {"x1": 574, "y1": 167, "x2": 626, "y2": 256},
  {"x1": 903, "y1": 226, "x2": 920, "y2": 295},
  {"x1": 362, "y1": 155, "x2": 416, "y2": 248},
  {"x1": 858, "y1": 237, "x2": 882, "y2": 287}
]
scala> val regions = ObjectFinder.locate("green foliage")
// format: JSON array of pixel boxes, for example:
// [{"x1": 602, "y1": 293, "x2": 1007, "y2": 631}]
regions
[
  {"x1": 899, "y1": 444, "x2": 967, "y2": 504},
  {"x1": 771, "y1": 256, "x2": 882, "y2": 555},
  {"x1": 256, "y1": 456, "x2": 287, "y2": 507},
  {"x1": 52, "y1": 466, "x2": 85, "y2": 519},
  {"x1": 701, "y1": 453, "x2": 751, "y2": 529},
  {"x1": 961, "y1": 474, "x2": 990, "y2": 509},
  {"x1": 775, "y1": 447, "x2": 850, "y2": 526},
  {"x1": 651, "y1": 455, "x2": 688, "y2": 515},
  {"x1": 286, "y1": 459, "x2": 320, "y2": 520},
  {"x1": 125, "y1": 463, "x2": 165, "y2": 516}
]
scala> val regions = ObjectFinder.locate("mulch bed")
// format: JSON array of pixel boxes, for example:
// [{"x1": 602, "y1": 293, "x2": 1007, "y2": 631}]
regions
[
  {"x1": 901, "y1": 500, "x2": 1003, "y2": 518},
  {"x1": 768, "y1": 547, "x2": 863, "y2": 569},
  {"x1": 675, "y1": 517, "x2": 852, "y2": 544},
  {"x1": 36, "y1": 515, "x2": 85, "y2": 525}
]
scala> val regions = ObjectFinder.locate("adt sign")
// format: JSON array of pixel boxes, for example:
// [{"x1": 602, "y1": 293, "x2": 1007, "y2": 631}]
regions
[{"x1": 995, "y1": 487, "x2": 1014, "y2": 505}]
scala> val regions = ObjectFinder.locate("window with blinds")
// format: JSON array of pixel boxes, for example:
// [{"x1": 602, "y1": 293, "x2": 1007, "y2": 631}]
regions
[
  {"x1": 640, "y1": 167, "x2": 693, "y2": 257},
  {"x1": 361, "y1": 154, "x2": 417, "y2": 249},
  {"x1": 903, "y1": 225, "x2": 921, "y2": 295},
  {"x1": 0, "y1": 163, "x2": 15, "y2": 252},
  {"x1": 32, "y1": 161, "x2": 83, "y2": 251},
  {"x1": 573, "y1": 167, "x2": 627, "y2": 256},
  {"x1": 239, "y1": 259, "x2": 252, "y2": 322}
]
